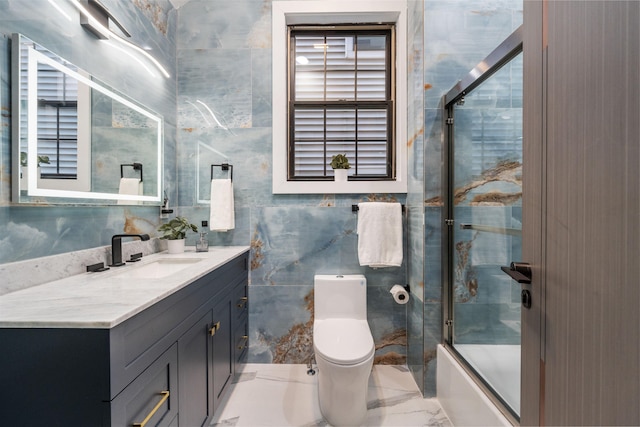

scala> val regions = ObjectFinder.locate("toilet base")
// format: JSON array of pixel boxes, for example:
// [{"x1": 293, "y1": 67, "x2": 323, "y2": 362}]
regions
[{"x1": 315, "y1": 352, "x2": 373, "y2": 426}]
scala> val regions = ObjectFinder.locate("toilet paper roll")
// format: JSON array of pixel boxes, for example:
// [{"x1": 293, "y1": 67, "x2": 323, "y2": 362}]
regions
[{"x1": 390, "y1": 284, "x2": 409, "y2": 305}]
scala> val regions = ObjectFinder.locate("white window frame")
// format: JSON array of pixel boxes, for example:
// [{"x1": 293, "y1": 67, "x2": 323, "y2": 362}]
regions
[{"x1": 272, "y1": 0, "x2": 408, "y2": 194}]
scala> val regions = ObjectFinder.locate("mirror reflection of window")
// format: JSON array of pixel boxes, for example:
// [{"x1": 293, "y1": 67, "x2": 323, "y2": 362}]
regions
[
  {"x1": 37, "y1": 56, "x2": 78, "y2": 179},
  {"x1": 21, "y1": 43, "x2": 91, "y2": 191}
]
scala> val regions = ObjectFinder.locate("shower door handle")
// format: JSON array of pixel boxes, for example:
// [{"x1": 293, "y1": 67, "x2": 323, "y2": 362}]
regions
[{"x1": 501, "y1": 262, "x2": 531, "y2": 284}]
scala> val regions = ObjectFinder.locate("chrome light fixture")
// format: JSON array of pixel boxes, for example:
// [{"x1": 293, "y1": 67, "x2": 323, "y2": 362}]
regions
[
  {"x1": 78, "y1": 0, "x2": 130, "y2": 39},
  {"x1": 69, "y1": 0, "x2": 170, "y2": 78}
]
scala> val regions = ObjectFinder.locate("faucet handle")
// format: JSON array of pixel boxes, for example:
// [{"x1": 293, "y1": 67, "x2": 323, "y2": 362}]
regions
[
  {"x1": 87, "y1": 262, "x2": 110, "y2": 273},
  {"x1": 128, "y1": 252, "x2": 143, "y2": 262}
]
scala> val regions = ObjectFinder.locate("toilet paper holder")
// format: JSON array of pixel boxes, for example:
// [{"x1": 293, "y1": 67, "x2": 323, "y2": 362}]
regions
[{"x1": 390, "y1": 284, "x2": 411, "y2": 304}]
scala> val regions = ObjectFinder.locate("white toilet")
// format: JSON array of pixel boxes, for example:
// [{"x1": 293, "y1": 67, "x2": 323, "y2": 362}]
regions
[{"x1": 313, "y1": 274, "x2": 375, "y2": 426}]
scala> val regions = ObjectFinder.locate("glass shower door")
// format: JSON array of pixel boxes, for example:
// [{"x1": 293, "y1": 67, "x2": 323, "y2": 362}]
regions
[{"x1": 448, "y1": 51, "x2": 523, "y2": 417}]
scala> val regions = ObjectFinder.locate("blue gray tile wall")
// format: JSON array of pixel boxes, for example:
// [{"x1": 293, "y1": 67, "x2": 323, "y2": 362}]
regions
[
  {"x1": 175, "y1": 0, "x2": 425, "y2": 367},
  {"x1": 422, "y1": 0, "x2": 523, "y2": 395},
  {"x1": 0, "y1": 0, "x2": 178, "y2": 264},
  {"x1": 406, "y1": 0, "x2": 426, "y2": 394}
]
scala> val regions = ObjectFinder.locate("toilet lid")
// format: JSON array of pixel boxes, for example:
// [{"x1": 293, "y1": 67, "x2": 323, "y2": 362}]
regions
[{"x1": 314, "y1": 319, "x2": 375, "y2": 365}]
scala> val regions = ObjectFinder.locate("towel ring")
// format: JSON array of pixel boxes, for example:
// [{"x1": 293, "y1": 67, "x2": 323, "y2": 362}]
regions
[
  {"x1": 211, "y1": 163, "x2": 233, "y2": 181},
  {"x1": 121, "y1": 163, "x2": 143, "y2": 182}
]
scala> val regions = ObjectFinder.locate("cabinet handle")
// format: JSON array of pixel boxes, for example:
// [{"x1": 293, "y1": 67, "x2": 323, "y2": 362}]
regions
[
  {"x1": 132, "y1": 390, "x2": 169, "y2": 427},
  {"x1": 237, "y1": 297, "x2": 248, "y2": 309},
  {"x1": 209, "y1": 321, "x2": 221, "y2": 336},
  {"x1": 238, "y1": 335, "x2": 248, "y2": 350}
]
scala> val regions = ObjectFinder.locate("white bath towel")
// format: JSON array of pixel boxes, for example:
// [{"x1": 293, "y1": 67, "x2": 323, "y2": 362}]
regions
[
  {"x1": 210, "y1": 179, "x2": 235, "y2": 231},
  {"x1": 357, "y1": 202, "x2": 403, "y2": 268},
  {"x1": 117, "y1": 178, "x2": 142, "y2": 205}
]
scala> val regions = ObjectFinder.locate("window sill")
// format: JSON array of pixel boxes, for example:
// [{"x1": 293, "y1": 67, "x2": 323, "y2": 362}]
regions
[{"x1": 272, "y1": 177, "x2": 407, "y2": 194}]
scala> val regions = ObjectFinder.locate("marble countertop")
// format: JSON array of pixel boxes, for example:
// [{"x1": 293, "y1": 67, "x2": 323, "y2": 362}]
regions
[{"x1": 0, "y1": 246, "x2": 250, "y2": 329}]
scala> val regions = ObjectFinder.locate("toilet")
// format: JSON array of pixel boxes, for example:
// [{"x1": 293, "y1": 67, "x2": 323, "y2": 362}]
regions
[{"x1": 313, "y1": 274, "x2": 375, "y2": 426}]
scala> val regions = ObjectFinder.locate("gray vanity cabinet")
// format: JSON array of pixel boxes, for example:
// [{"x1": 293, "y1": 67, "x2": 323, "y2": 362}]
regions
[{"x1": 0, "y1": 250, "x2": 249, "y2": 427}]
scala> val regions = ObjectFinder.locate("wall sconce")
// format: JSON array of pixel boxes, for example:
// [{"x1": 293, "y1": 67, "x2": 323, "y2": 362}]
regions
[
  {"x1": 69, "y1": 0, "x2": 170, "y2": 78},
  {"x1": 78, "y1": 0, "x2": 130, "y2": 39}
]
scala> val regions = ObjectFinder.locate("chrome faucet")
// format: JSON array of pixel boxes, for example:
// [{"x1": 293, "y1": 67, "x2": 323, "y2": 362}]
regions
[{"x1": 111, "y1": 234, "x2": 150, "y2": 267}]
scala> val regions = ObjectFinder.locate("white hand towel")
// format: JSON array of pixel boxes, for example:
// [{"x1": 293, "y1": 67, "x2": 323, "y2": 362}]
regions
[
  {"x1": 357, "y1": 202, "x2": 403, "y2": 268},
  {"x1": 117, "y1": 178, "x2": 143, "y2": 205},
  {"x1": 210, "y1": 179, "x2": 235, "y2": 231}
]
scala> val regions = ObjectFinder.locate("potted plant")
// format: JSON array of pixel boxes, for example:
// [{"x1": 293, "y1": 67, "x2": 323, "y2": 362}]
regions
[
  {"x1": 158, "y1": 216, "x2": 198, "y2": 254},
  {"x1": 330, "y1": 153, "x2": 351, "y2": 182},
  {"x1": 20, "y1": 152, "x2": 50, "y2": 189}
]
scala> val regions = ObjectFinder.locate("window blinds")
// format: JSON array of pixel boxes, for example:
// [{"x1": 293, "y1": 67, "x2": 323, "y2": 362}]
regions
[
  {"x1": 290, "y1": 30, "x2": 392, "y2": 179},
  {"x1": 21, "y1": 45, "x2": 79, "y2": 177}
]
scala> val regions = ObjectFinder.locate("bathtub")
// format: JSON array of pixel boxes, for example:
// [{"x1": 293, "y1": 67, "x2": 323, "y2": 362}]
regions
[{"x1": 437, "y1": 344, "x2": 513, "y2": 426}]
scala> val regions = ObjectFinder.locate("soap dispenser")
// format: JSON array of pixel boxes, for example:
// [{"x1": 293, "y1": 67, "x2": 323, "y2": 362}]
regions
[{"x1": 196, "y1": 220, "x2": 209, "y2": 252}]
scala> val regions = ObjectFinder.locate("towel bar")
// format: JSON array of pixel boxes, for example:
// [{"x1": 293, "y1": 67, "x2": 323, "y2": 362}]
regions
[
  {"x1": 460, "y1": 223, "x2": 521, "y2": 237},
  {"x1": 120, "y1": 163, "x2": 143, "y2": 181},
  {"x1": 352, "y1": 204, "x2": 405, "y2": 213},
  {"x1": 211, "y1": 163, "x2": 233, "y2": 181}
]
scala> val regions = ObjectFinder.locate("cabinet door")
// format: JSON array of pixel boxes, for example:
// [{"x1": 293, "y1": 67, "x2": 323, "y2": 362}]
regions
[
  {"x1": 232, "y1": 281, "x2": 248, "y2": 322},
  {"x1": 111, "y1": 343, "x2": 178, "y2": 427},
  {"x1": 178, "y1": 311, "x2": 213, "y2": 427},
  {"x1": 232, "y1": 280, "x2": 249, "y2": 372},
  {"x1": 234, "y1": 318, "x2": 249, "y2": 366},
  {"x1": 212, "y1": 298, "x2": 233, "y2": 412}
]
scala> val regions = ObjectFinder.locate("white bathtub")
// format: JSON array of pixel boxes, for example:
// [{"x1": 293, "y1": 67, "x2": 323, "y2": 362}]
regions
[{"x1": 437, "y1": 344, "x2": 513, "y2": 426}]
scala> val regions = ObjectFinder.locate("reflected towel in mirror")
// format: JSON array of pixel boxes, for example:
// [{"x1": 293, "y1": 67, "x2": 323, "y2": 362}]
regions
[{"x1": 117, "y1": 178, "x2": 143, "y2": 205}]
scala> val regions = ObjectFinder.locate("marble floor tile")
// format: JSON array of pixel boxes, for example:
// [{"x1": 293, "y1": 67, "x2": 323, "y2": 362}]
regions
[{"x1": 211, "y1": 364, "x2": 452, "y2": 427}]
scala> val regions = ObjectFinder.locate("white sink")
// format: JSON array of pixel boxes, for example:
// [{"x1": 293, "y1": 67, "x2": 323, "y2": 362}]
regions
[{"x1": 116, "y1": 257, "x2": 203, "y2": 279}]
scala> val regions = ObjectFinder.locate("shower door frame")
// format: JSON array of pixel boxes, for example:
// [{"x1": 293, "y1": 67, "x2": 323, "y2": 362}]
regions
[{"x1": 441, "y1": 26, "x2": 523, "y2": 424}]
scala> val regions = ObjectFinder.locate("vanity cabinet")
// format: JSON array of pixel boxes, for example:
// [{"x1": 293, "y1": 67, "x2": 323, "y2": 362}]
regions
[{"x1": 0, "y1": 250, "x2": 249, "y2": 427}]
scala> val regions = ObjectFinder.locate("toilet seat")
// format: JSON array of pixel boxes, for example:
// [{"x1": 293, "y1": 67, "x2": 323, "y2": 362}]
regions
[{"x1": 314, "y1": 319, "x2": 375, "y2": 365}]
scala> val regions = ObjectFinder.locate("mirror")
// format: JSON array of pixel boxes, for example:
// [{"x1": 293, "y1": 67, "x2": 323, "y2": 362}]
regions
[{"x1": 11, "y1": 34, "x2": 163, "y2": 205}]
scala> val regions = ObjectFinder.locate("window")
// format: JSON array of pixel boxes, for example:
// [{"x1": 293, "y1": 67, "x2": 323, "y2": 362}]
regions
[
  {"x1": 289, "y1": 26, "x2": 394, "y2": 181},
  {"x1": 272, "y1": 0, "x2": 407, "y2": 194}
]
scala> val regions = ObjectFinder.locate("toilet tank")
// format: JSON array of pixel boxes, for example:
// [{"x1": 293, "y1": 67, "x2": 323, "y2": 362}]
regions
[{"x1": 314, "y1": 274, "x2": 367, "y2": 321}]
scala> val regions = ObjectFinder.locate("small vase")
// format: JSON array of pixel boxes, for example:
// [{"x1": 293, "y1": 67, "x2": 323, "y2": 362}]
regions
[
  {"x1": 167, "y1": 239, "x2": 185, "y2": 254},
  {"x1": 333, "y1": 168, "x2": 349, "y2": 182}
]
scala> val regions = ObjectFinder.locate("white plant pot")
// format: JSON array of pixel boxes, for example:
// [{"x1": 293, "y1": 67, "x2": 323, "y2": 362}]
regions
[
  {"x1": 167, "y1": 239, "x2": 185, "y2": 254},
  {"x1": 333, "y1": 169, "x2": 349, "y2": 182}
]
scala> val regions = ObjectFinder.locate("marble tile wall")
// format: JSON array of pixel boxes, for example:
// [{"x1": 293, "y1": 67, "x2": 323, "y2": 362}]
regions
[
  {"x1": 421, "y1": 0, "x2": 523, "y2": 396},
  {"x1": 0, "y1": 0, "x2": 178, "y2": 265},
  {"x1": 175, "y1": 0, "x2": 424, "y2": 366},
  {"x1": 406, "y1": 0, "x2": 426, "y2": 394}
]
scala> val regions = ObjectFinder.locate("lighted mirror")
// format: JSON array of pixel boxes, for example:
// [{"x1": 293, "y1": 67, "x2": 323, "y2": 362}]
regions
[{"x1": 11, "y1": 34, "x2": 163, "y2": 205}]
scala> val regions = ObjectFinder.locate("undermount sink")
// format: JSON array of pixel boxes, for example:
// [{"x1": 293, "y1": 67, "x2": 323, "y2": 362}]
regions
[{"x1": 116, "y1": 257, "x2": 204, "y2": 279}]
